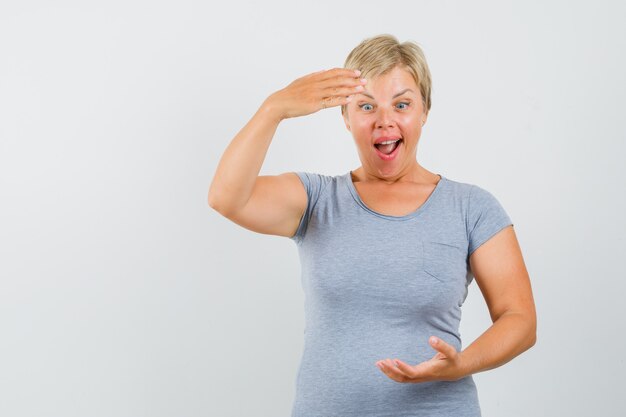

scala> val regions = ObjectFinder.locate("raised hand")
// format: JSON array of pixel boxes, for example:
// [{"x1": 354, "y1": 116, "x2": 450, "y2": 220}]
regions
[
  {"x1": 265, "y1": 68, "x2": 367, "y2": 120},
  {"x1": 375, "y1": 336, "x2": 467, "y2": 383}
]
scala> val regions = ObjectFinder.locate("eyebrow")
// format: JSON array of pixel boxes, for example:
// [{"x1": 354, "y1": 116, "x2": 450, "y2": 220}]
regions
[{"x1": 359, "y1": 88, "x2": 415, "y2": 99}]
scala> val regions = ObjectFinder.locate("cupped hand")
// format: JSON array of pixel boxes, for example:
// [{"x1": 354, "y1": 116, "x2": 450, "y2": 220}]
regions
[
  {"x1": 376, "y1": 337, "x2": 467, "y2": 383},
  {"x1": 265, "y1": 67, "x2": 366, "y2": 121}
]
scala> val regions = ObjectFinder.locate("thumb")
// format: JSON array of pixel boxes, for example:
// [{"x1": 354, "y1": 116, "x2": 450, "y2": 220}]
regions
[{"x1": 429, "y1": 336, "x2": 456, "y2": 358}]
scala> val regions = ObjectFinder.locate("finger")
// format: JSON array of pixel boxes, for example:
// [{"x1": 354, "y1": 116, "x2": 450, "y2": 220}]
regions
[
  {"x1": 430, "y1": 337, "x2": 458, "y2": 359},
  {"x1": 392, "y1": 359, "x2": 417, "y2": 378},
  {"x1": 316, "y1": 71, "x2": 363, "y2": 89},
  {"x1": 318, "y1": 67, "x2": 361, "y2": 81},
  {"x1": 308, "y1": 69, "x2": 331, "y2": 79},
  {"x1": 320, "y1": 83, "x2": 364, "y2": 105},
  {"x1": 319, "y1": 74, "x2": 366, "y2": 90},
  {"x1": 377, "y1": 360, "x2": 408, "y2": 382},
  {"x1": 323, "y1": 84, "x2": 365, "y2": 99},
  {"x1": 300, "y1": 68, "x2": 328, "y2": 82},
  {"x1": 320, "y1": 94, "x2": 353, "y2": 110}
]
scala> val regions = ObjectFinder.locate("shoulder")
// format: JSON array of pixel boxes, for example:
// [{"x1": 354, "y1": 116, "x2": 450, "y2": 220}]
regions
[
  {"x1": 292, "y1": 171, "x2": 342, "y2": 190},
  {"x1": 292, "y1": 171, "x2": 341, "y2": 181},
  {"x1": 291, "y1": 171, "x2": 343, "y2": 203},
  {"x1": 442, "y1": 176, "x2": 500, "y2": 202},
  {"x1": 439, "y1": 175, "x2": 475, "y2": 199}
]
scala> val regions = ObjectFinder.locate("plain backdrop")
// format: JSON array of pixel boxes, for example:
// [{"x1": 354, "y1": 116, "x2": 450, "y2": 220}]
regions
[{"x1": 1, "y1": 0, "x2": 625, "y2": 416}]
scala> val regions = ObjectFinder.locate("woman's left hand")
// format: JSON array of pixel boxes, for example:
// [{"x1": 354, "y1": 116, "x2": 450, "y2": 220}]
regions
[{"x1": 376, "y1": 336, "x2": 467, "y2": 383}]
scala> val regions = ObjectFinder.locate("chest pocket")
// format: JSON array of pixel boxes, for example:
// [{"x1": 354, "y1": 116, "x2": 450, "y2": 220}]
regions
[{"x1": 422, "y1": 241, "x2": 467, "y2": 284}]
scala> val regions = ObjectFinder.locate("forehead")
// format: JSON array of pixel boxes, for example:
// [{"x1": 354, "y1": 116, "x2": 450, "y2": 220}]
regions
[
  {"x1": 370, "y1": 66, "x2": 416, "y2": 85},
  {"x1": 361, "y1": 67, "x2": 418, "y2": 96}
]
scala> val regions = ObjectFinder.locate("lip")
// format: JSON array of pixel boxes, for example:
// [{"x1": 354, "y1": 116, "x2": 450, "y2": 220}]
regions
[
  {"x1": 373, "y1": 136, "x2": 402, "y2": 145},
  {"x1": 374, "y1": 139, "x2": 402, "y2": 161}
]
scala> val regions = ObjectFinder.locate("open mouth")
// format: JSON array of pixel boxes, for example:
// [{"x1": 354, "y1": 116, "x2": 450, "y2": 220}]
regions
[{"x1": 374, "y1": 139, "x2": 403, "y2": 156}]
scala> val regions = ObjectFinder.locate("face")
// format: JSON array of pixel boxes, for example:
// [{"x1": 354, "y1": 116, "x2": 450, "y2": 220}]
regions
[{"x1": 343, "y1": 65, "x2": 428, "y2": 179}]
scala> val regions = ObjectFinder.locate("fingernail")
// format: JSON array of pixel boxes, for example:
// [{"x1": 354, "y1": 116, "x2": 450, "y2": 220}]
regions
[{"x1": 354, "y1": 69, "x2": 361, "y2": 76}]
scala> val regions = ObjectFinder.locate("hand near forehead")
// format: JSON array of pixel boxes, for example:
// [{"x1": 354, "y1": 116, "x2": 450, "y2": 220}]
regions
[
  {"x1": 265, "y1": 68, "x2": 367, "y2": 121},
  {"x1": 376, "y1": 336, "x2": 467, "y2": 383}
]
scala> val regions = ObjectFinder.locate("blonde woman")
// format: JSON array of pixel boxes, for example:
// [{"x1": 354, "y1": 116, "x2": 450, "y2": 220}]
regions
[{"x1": 209, "y1": 34, "x2": 536, "y2": 417}]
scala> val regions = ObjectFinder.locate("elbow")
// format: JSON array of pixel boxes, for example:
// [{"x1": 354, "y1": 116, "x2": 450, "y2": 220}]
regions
[
  {"x1": 208, "y1": 194, "x2": 229, "y2": 216},
  {"x1": 208, "y1": 192, "x2": 220, "y2": 211},
  {"x1": 513, "y1": 304, "x2": 537, "y2": 350},
  {"x1": 502, "y1": 309, "x2": 537, "y2": 351},
  {"x1": 208, "y1": 182, "x2": 226, "y2": 212},
  {"x1": 526, "y1": 315, "x2": 538, "y2": 349},
  {"x1": 208, "y1": 179, "x2": 225, "y2": 211},
  {"x1": 530, "y1": 308, "x2": 537, "y2": 347},
  {"x1": 208, "y1": 193, "x2": 237, "y2": 218},
  {"x1": 208, "y1": 182, "x2": 238, "y2": 215}
]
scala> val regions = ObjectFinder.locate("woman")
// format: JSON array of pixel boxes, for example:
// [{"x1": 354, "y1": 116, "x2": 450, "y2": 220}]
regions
[{"x1": 209, "y1": 34, "x2": 536, "y2": 417}]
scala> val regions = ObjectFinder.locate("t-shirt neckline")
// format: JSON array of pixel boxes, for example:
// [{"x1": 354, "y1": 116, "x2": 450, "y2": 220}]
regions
[{"x1": 344, "y1": 170, "x2": 446, "y2": 221}]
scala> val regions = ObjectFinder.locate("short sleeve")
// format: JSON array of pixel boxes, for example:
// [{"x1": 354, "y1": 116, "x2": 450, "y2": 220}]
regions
[
  {"x1": 289, "y1": 172, "x2": 330, "y2": 244},
  {"x1": 466, "y1": 184, "x2": 514, "y2": 256}
]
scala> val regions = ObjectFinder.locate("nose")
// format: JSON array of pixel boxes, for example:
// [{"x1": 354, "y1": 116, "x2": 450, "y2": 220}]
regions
[{"x1": 375, "y1": 106, "x2": 396, "y2": 129}]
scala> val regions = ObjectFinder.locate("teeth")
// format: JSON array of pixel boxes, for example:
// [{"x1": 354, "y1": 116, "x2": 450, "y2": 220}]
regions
[{"x1": 377, "y1": 139, "x2": 400, "y2": 145}]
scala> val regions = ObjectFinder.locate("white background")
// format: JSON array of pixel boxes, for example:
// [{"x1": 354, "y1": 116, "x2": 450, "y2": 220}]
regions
[{"x1": 1, "y1": 0, "x2": 625, "y2": 416}]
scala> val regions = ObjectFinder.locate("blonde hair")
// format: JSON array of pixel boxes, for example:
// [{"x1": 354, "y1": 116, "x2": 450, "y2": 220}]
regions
[{"x1": 341, "y1": 34, "x2": 432, "y2": 117}]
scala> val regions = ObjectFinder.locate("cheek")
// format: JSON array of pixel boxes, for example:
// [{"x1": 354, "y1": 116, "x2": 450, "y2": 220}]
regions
[
  {"x1": 351, "y1": 120, "x2": 371, "y2": 133},
  {"x1": 350, "y1": 114, "x2": 420, "y2": 134}
]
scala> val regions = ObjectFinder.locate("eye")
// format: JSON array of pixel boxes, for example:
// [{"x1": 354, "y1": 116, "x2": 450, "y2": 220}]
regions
[{"x1": 358, "y1": 102, "x2": 411, "y2": 111}]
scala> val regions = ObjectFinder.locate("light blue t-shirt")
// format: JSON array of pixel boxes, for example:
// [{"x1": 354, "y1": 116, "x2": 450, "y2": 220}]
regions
[{"x1": 289, "y1": 170, "x2": 513, "y2": 417}]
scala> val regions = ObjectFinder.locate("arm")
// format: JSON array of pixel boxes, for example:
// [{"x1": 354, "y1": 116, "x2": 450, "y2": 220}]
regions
[
  {"x1": 208, "y1": 68, "x2": 363, "y2": 237},
  {"x1": 208, "y1": 100, "x2": 310, "y2": 238},
  {"x1": 208, "y1": 99, "x2": 283, "y2": 215},
  {"x1": 459, "y1": 225, "x2": 537, "y2": 377}
]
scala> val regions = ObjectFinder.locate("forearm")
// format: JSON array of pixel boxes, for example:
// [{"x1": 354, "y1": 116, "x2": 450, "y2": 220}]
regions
[
  {"x1": 459, "y1": 312, "x2": 536, "y2": 378},
  {"x1": 208, "y1": 97, "x2": 283, "y2": 214}
]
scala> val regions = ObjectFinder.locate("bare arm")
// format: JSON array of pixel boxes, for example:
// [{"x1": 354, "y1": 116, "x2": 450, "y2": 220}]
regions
[
  {"x1": 459, "y1": 225, "x2": 537, "y2": 377},
  {"x1": 207, "y1": 99, "x2": 283, "y2": 215},
  {"x1": 208, "y1": 68, "x2": 365, "y2": 237}
]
